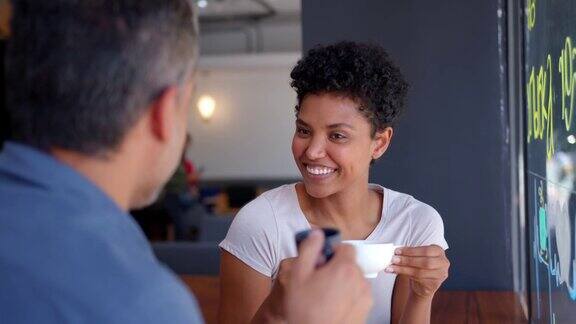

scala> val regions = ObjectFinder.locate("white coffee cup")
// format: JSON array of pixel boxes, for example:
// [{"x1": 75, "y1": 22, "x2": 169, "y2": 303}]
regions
[{"x1": 342, "y1": 240, "x2": 398, "y2": 278}]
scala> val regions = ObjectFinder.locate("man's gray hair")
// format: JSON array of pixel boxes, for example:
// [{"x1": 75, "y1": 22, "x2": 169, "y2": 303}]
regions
[{"x1": 6, "y1": 0, "x2": 199, "y2": 155}]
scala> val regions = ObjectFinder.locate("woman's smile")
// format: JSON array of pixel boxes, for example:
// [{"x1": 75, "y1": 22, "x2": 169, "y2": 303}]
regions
[{"x1": 304, "y1": 163, "x2": 339, "y2": 179}]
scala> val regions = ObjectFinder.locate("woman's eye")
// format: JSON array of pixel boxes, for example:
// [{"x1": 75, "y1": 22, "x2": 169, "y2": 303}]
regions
[
  {"x1": 296, "y1": 128, "x2": 310, "y2": 136},
  {"x1": 330, "y1": 133, "x2": 347, "y2": 140}
]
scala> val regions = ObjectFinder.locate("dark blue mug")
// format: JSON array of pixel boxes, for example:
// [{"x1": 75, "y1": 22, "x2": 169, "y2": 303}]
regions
[{"x1": 295, "y1": 228, "x2": 341, "y2": 262}]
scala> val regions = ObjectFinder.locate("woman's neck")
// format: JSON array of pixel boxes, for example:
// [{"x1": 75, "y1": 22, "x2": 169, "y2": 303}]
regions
[{"x1": 296, "y1": 182, "x2": 383, "y2": 240}]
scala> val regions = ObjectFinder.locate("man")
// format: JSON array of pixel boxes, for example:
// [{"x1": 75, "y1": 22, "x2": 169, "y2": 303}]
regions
[{"x1": 0, "y1": 1, "x2": 371, "y2": 323}]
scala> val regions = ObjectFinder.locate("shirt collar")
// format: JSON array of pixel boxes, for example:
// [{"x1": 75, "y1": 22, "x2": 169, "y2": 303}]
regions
[{"x1": 0, "y1": 141, "x2": 123, "y2": 212}]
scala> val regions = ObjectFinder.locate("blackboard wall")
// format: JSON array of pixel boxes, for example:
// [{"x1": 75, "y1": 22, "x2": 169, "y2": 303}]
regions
[{"x1": 301, "y1": 0, "x2": 513, "y2": 289}]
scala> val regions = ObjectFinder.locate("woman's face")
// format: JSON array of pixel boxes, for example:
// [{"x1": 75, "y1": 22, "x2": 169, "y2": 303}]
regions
[{"x1": 291, "y1": 93, "x2": 392, "y2": 198}]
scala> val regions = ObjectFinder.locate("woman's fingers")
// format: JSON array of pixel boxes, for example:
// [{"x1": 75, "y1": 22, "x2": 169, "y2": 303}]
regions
[
  {"x1": 385, "y1": 245, "x2": 449, "y2": 280},
  {"x1": 391, "y1": 254, "x2": 448, "y2": 270},
  {"x1": 395, "y1": 245, "x2": 444, "y2": 257},
  {"x1": 385, "y1": 265, "x2": 448, "y2": 280}
]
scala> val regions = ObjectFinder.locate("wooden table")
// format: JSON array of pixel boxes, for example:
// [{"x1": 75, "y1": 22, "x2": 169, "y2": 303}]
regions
[
  {"x1": 182, "y1": 276, "x2": 221, "y2": 324},
  {"x1": 181, "y1": 276, "x2": 528, "y2": 324},
  {"x1": 430, "y1": 291, "x2": 527, "y2": 324}
]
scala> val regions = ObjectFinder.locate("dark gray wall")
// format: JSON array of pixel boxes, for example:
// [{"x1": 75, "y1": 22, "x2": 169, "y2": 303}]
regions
[
  {"x1": 1, "y1": 41, "x2": 7, "y2": 149},
  {"x1": 302, "y1": 0, "x2": 512, "y2": 290}
]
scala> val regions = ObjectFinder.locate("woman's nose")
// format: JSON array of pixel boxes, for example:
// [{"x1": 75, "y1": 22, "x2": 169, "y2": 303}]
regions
[{"x1": 305, "y1": 137, "x2": 327, "y2": 160}]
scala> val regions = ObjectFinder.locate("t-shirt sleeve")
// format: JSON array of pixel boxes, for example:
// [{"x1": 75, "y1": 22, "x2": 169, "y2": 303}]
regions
[
  {"x1": 408, "y1": 202, "x2": 449, "y2": 250},
  {"x1": 219, "y1": 196, "x2": 278, "y2": 277}
]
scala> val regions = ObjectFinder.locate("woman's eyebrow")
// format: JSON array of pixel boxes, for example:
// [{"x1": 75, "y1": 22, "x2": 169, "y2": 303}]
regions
[
  {"x1": 296, "y1": 118, "x2": 309, "y2": 127},
  {"x1": 296, "y1": 119, "x2": 355, "y2": 130},
  {"x1": 327, "y1": 123, "x2": 355, "y2": 130}
]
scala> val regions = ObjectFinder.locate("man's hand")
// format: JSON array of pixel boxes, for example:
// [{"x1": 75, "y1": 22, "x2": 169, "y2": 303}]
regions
[{"x1": 285, "y1": 230, "x2": 373, "y2": 324}]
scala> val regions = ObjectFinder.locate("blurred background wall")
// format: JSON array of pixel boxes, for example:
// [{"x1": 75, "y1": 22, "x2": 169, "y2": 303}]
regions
[{"x1": 189, "y1": 53, "x2": 300, "y2": 180}]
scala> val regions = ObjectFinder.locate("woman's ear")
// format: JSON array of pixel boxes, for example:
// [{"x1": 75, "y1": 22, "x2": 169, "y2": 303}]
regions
[{"x1": 372, "y1": 127, "x2": 393, "y2": 160}]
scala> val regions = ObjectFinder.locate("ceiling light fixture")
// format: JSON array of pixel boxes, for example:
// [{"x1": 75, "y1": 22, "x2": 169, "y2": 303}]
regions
[
  {"x1": 197, "y1": 0, "x2": 208, "y2": 9},
  {"x1": 197, "y1": 95, "x2": 216, "y2": 122}
]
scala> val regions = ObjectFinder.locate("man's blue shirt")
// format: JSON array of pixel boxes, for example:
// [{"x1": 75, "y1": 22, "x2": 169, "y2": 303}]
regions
[{"x1": 0, "y1": 142, "x2": 204, "y2": 323}]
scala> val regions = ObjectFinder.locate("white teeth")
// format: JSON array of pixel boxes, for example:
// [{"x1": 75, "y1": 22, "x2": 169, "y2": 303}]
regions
[{"x1": 306, "y1": 165, "x2": 336, "y2": 175}]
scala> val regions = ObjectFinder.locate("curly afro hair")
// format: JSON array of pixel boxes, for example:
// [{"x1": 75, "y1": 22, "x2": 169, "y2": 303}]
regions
[{"x1": 290, "y1": 41, "x2": 409, "y2": 136}]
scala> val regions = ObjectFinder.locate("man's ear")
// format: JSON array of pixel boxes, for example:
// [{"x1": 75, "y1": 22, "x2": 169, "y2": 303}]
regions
[
  {"x1": 372, "y1": 127, "x2": 393, "y2": 160},
  {"x1": 149, "y1": 86, "x2": 179, "y2": 142}
]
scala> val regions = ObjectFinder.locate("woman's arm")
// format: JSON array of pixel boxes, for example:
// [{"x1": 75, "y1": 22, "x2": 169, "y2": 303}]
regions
[
  {"x1": 391, "y1": 275, "x2": 410, "y2": 324},
  {"x1": 218, "y1": 250, "x2": 272, "y2": 324},
  {"x1": 389, "y1": 245, "x2": 449, "y2": 324},
  {"x1": 391, "y1": 275, "x2": 432, "y2": 324}
]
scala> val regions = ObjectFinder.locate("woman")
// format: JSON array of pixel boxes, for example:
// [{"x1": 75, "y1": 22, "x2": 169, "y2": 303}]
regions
[{"x1": 219, "y1": 41, "x2": 450, "y2": 324}]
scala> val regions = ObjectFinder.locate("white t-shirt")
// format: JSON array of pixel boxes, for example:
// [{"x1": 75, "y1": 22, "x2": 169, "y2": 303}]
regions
[{"x1": 219, "y1": 183, "x2": 448, "y2": 324}]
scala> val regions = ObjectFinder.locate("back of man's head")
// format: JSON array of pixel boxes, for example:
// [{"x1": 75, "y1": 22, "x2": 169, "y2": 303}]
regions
[{"x1": 6, "y1": 0, "x2": 198, "y2": 155}]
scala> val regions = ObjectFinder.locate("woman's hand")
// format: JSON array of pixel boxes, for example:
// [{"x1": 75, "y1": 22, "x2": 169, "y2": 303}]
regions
[{"x1": 386, "y1": 245, "x2": 449, "y2": 299}]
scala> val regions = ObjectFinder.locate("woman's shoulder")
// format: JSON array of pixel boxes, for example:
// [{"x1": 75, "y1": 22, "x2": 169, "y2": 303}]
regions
[
  {"x1": 220, "y1": 184, "x2": 299, "y2": 276},
  {"x1": 374, "y1": 184, "x2": 447, "y2": 248},
  {"x1": 372, "y1": 184, "x2": 443, "y2": 224},
  {"x1": 237, "y1": 183, "x2": 296, "y2": 214},
  {"x1": 229, "y1": 183, "x2": 297, "y2": 228}
]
